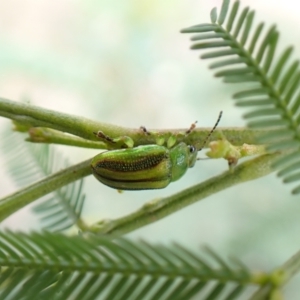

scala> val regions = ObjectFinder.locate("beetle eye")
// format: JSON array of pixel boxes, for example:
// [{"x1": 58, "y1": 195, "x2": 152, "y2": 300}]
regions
[{"x1": 188, "y1": 145, "x2": 196, "y2": 153}]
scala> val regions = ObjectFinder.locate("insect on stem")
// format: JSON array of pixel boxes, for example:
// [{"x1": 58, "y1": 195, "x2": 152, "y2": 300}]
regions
[
  {"x1": 140, "y1": 126, "x2": 151, "y2": 135},
  {"x1": 93, "y1": 131, "x2": 116, "y2": 143},
  {"x1": 198, "y1": 111, "x2": 222, "y2": 151}
]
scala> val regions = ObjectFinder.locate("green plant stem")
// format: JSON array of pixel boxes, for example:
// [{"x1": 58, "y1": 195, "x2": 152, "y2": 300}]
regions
[
  {"x1": 280, "y1": 249, "x2": 300, "y2": 285},
  {"x1": 0, "y1": 98, "x2": 124, "y2": 141},
  {"x1": 89, "y1": 153, "x2": 280, "y2": 237},
  {"x1": 0, "y1": 98, "x2": 264, "y2": 148},
  {"x1": 249, "y1": 249, "x2": 300, "y2": 299},
  {"x1": 26, "y1": 127, "x2": 107, "y2": 149},
  {"x1": 0, "y1": 159, "x2": 91, "y2": 222}
]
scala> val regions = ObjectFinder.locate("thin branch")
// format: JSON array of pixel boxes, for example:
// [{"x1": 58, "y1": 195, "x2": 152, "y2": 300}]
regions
[
  {"x1": 89, "y1": 153, "x2": 280, "y2": 236},
  {"x1": 0, "y1": 98, "x2": 265, "y2": 149},
  {"x1": 280, "y1": 249, "x2": 300, "y2": 284},
  {"x1": 0, "y1": 159, "x2": 91, "y2": 224},
  {"x1": 27, "y1": 127, "x2": 107, "y2": 149},
  {"x1": 249, "y1": 249, "x2": 300, "y2": 299}
]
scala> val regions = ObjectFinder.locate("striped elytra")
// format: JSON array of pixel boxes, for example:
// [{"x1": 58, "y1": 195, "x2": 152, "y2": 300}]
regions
[{"x1": 91, "y1": 143, "x2": 197, "y2": 190}]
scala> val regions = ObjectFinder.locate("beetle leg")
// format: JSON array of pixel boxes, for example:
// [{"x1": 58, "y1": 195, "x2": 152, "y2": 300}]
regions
[
  {"x1": 93, "y1": 131, "x2": 134, "y2": 148},
  {"x1": 93, "y1": 131, "x2": 116, "y2": 143},
  {"x1": 140, "y1": 126, "x2": 151, "y2": 135}
]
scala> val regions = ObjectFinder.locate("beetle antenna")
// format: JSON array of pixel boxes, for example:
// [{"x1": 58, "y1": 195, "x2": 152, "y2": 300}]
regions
[{"x1": 198, "y1": 111, "x2": 222, "y2": 151}]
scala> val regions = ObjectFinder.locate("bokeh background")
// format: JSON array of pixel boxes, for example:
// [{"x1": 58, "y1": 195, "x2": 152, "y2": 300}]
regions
[{"x1": 0, "y1": 0, "x2": 300, "y2": 298}]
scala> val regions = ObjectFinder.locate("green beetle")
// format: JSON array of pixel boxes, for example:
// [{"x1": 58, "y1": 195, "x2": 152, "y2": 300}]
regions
[
  {"x1": 91, "y1": 112, "x2": 222, "y2": 190},
  {"x1": 91, "y1": 143, "x2": 198, "y2": 190}
]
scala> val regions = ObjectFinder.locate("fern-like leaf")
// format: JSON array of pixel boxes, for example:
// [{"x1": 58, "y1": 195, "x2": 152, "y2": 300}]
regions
[
  {"x1": 0, "y1": 130, "x2": 85, "y2": 231},
  {"x1": 0, "y1": 231, "x2": 268, "y2": 300},
  {"x1": 182, "y1": 0, "x2": 300, "y2": 194}
]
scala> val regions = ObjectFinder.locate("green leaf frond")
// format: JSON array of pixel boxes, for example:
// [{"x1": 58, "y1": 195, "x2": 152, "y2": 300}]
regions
[
  {"x1": 0, "y1": 231, "x2": 276, "y2": 300},
  {"x1": 0, "y1": 130, "x2": 85, "y2": 231},
  {"x1": 182, "y1": 0, "x2": 300, "y2": 194},
  {"x1": 32, "y1": 179, "x2": 85, "y2": 232}
]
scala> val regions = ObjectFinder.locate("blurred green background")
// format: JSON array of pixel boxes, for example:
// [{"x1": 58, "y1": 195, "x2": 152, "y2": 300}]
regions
[{"x1": 0, "y1": 0, "x2": 300, "y2": 297}]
